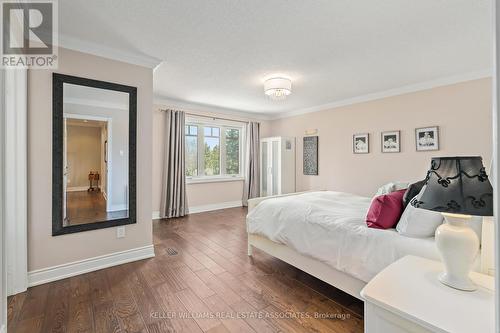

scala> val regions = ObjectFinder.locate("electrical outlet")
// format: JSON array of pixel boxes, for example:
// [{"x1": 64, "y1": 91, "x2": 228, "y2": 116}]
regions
[{"x1": 116, "y1": 226, "x2": 125, "y2": 238}]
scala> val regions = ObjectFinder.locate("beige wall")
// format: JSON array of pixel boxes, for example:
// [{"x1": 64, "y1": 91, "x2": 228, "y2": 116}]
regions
[
  {"x1": 28, "y1": 48, "x2": 153, "y2": 271},
  {"x1": 66, "y1": 125, "x2": 102, "y2": 188},
  {"x1": 268, "y1": 78, "x2": 492, "y2": 197},
  {"x1": 152, "y1": 106, "x2": 270, "y2": 212}
]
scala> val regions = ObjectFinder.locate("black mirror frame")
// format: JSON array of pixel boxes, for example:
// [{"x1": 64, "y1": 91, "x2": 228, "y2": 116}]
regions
[{"x1": 52, "y1": 73, "x2": 137, "y2": 236}]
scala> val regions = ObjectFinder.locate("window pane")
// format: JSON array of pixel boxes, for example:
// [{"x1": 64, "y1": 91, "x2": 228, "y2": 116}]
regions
[
  {"x1": 225, "y1": 128, "x2": 240, "y2": 175},
  {"x1": 189, "y1": 125, "x2": 197, "y2": 136},
  {"x1": 204, "y1": 136, "x2": 220, "y2": 175},
  {"x1": 185, "y1": 135, "x2": 198, "y2": 177},
  {"x1": 204, "y1": 126, "x2": 220, "y2": 137}
]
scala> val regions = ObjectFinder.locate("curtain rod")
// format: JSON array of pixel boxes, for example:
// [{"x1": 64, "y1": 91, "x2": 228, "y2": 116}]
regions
[
  {"x1": 160, "y1": 108, "x2": 251, "y2": 124},
  {"x1": 186, "y1": 112, "x2": 251, "y2": 124}
]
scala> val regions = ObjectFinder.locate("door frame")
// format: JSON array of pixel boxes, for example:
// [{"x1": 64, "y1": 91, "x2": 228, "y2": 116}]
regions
[
  {"x1": 494, "y1": 1, "x2": 500, "y2": 330},
  {"x1": 0, "y1": 67, "x2": 6, "y2": 333},
  {"x1": 4, "y1": 68, "x2": 28, "y2": 298},
  {"x1": 63, "y1": 113, "x2": 113, "y2": 212}
]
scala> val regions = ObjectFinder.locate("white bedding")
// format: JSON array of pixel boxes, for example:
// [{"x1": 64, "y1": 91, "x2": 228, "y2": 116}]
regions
[{"x1": 246, "y1": 191, "x2": 441, "y2": 283}]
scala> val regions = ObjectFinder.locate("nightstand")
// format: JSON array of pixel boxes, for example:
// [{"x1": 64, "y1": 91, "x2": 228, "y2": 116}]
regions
[{"x1": 360, "y1": 255, "x2": 495, "y2": 333}]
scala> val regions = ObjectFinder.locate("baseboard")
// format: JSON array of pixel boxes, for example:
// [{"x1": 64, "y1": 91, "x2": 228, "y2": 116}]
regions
[
  {"x1": 28, "y1": 244, "x2": 155, "y2": 287},
  {"x1": 152, "y1": 200, "x2": 243, "y2": 219},
  {"x1": 108, "y1": 204, "x2": 128, "y2": 212},
  {"x1": 189, "y1": 200, "x2": 243, "y2": 214},
  {"x1": 66, "y1": 186, "x2": 88, "y2": 192}
]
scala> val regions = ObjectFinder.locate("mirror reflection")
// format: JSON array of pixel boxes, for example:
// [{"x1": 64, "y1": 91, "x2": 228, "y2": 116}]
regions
[{"x1": 63, "y1": 83, "x2": 129, "y2": 227}]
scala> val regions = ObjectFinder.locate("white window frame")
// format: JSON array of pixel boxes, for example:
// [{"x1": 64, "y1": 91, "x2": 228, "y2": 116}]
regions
[{"x1": 185, "y1": 116, "x2": 245, "y2": 184}]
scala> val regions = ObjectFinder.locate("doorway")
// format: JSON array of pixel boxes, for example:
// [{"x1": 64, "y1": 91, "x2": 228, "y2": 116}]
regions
[{"x1": 63, "y1": 114, "x2": 118, "y2": 226}]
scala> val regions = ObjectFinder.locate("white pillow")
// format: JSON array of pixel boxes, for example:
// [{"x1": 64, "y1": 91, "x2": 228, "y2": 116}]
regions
[
  {"x1": 375, "y1": 181, "x2": 409, "y2": 196},
  {"x1": 397, "y1": 200, "x2": 484, "y2": 242},
  {"x1": 397, "y1": 195, "x2": 444, "y2": 238}
]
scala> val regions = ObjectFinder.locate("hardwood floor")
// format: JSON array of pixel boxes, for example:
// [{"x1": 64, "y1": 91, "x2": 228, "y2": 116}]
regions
[
  {"x1": 66, "y1": 191, "x2": 128, "y2": 226},
  {"x1": 8, "y1": 207, "x2": 364, "y2": 333}
]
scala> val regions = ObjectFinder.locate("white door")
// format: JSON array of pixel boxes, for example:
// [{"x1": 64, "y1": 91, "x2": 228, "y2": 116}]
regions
[
  {"x1": 260, "y1": 140, "x2": 268, "y2": 196},
  {"x1": 260, "y1": 138, "x2": 283, "y2": 197},
  {"x1": 270, "y1": 139, "x2": 281, "y2": 195}
]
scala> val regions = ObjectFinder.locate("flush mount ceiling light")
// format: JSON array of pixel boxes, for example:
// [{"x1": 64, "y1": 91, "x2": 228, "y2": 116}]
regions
[{"x1": 264, "y1": 77, "x2": 292, "y2": 100}]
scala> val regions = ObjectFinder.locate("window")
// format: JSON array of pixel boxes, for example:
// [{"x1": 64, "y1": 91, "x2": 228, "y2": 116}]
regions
[
  {"x1": 225, "y1": 128, "x2": 240, "y2": 175},
  {"x1": 185, "y1": 125, "x2": 198, "y2": 176},
  {"x1": 185, "y1": 118, "x2": 244, "y2": 182},
  {"x1": 204, "y1": 126, "x2": 220, "y2": 175}
]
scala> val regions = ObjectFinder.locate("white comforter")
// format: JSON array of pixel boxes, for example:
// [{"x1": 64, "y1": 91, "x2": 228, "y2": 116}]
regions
[{"x1": 246, "y1": 191, "x2": 440, "y2": 282}]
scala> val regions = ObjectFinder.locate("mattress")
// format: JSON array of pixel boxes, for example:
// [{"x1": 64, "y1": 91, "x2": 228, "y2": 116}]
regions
[{"x1": 246, "y1": 191, "x2": 441, "y2": 283}]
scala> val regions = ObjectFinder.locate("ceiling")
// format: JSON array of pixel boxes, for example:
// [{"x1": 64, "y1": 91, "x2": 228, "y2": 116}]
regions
[
  {"x1": 64, "y1": 83, "x2": 129, "y2": 110},
  {"x1": 58, "y1": 0, "x2": 492, "y2": 117}
]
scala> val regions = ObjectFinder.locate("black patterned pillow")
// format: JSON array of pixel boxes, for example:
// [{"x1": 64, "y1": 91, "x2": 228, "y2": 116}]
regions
[{"x1": 402, "y1": 180, "x2": 426, "y2": 208}]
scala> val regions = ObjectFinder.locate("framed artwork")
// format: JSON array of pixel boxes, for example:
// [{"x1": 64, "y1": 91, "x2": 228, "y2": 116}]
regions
[
  {"x1": 353, "y1": 133, "x2": 369, "y2": 154},
  {"x1": 303, "y1": 136, "x2": 318, "y2": 175},
  {"x1": 415, "y1": 126, "x2": 439, "y2": 151},
  {"x1": 381, "y1": 130, "x2": 401, "y2": 153}
]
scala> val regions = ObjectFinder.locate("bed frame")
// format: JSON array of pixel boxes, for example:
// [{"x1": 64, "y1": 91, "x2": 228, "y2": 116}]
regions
[
  {"x1": 246, "y1": 192, "x2": 494, "y2": 300},
  {"x1": 247, "y1": 192, "x2": 366, "y2": 299}
]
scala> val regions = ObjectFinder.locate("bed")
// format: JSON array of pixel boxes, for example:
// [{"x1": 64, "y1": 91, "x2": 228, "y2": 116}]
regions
[{"x1": 246, "y1": 191, "x2": 490, "y2": 300}]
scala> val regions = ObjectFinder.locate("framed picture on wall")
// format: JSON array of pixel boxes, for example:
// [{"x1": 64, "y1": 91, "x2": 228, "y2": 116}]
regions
[
  {"x1": 415, "y1": 126, "x2": 439, "y2": 151},
  {"x1": 353, "y1": 133, "x2": 369, "y2": 154},
  {"x1": 381, "y1": 130, "x2": 401, "y2": 153},
  {"x1": 303, "y1": 136, "x2": 319, "y2": 175}
]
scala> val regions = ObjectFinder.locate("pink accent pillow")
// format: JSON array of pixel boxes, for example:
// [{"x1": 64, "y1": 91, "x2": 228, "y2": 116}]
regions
[{"x1": 366, "y1": 189, "x2": 406, "y2": 229}]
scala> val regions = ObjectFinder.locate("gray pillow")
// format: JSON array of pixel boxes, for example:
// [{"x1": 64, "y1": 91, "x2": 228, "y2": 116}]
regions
[{"x1": 403, "y1": 180, "x2": 426, "y2": 208}]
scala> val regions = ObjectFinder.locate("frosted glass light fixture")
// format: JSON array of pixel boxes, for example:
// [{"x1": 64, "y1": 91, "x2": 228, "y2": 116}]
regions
[{"x1": 264, "y1": 77, "x2": 292, "y2": 100}]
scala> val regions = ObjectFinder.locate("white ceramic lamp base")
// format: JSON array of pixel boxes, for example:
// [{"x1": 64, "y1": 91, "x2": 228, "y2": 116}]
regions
[{"x1": 435, "y1": 213, "x2": 479, "y2": 291}]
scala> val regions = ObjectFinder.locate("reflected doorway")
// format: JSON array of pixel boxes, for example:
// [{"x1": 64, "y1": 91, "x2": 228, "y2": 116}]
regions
[{"x1": 63, "y1": 115, "x2": 126, "y2": 226}]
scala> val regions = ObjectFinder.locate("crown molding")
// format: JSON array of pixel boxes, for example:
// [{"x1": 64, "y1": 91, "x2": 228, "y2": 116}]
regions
[
  {"x1": 154, "y1": 95, "x2": 273, "y2": 121},
  {"x1": 58, "y1": 33, "x2": 162, "y2": 69},
  {"x1": 269, "y1": 70, "x2": 493, "y2": 120},
  {"x1": 154, "y1": 70, "x2": 491, "y2": 122},
  {"x1": 64, "y1": 97, "x2": 128, "y2": 110}
]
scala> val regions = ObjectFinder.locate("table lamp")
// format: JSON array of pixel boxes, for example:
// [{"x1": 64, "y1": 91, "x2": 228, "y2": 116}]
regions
[{"x1": 412, "y1": 156, "x2": 493, "y2": 291}]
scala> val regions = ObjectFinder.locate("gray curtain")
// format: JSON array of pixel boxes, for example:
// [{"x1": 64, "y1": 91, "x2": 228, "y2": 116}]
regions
[
  {"x1": 242, "y1": 122, "x2": 260, "y2": 206},
  {"x1": 160, "y1": 110, "x2": 188, "y2": 218}
]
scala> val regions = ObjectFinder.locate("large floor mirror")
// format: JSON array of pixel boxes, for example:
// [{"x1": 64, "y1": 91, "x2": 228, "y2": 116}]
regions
[{"x1": 52, "y1": 74, "x2": 137, "y2": 235}]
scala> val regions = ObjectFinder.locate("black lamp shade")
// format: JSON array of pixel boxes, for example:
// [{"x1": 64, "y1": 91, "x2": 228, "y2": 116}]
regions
[{"x1": 412, "y1": 156, "x2": 493, "y2": 216}]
